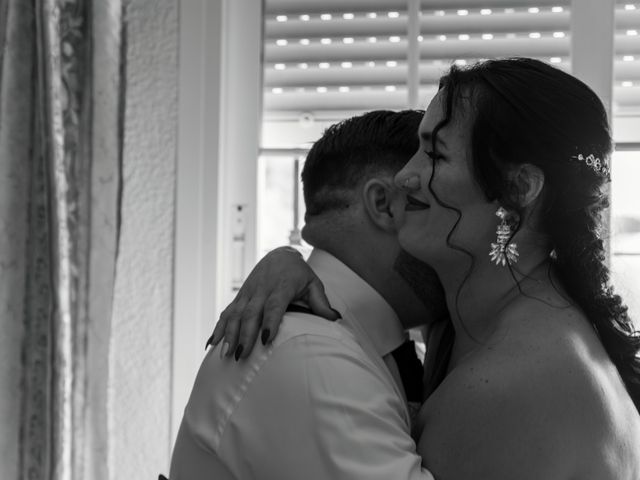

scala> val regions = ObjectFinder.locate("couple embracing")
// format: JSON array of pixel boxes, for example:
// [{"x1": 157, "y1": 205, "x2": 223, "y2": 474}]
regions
[{"x1": 170, "y1": 58, "x2": 640, "y2": 480}]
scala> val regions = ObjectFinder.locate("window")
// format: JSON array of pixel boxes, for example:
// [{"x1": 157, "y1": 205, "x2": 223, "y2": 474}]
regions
[
  {"x1": 260, "y1": 0, "x2": 576, "y2": 254},
  {"x1": 258, "y1": 153, "x2": 310, "y2": 257},
  {"x1": 614, "y1": 1, "x2": 640, "y2": 115},
  {"x1": 258, "y1": 1, "x2": 639, "y2": 326},
  {"x1": 418, "y1": 1, "x2": 572, "y2": 87},
  {"x1": 263, "y1": 2, "x2": 412, "y2": 117},
  {"x1": 612, "y1": 0, "x2": 640, "y2": 324},
  {"x1": 611, "y1": 149, "x2": 640, "y2": 324}
]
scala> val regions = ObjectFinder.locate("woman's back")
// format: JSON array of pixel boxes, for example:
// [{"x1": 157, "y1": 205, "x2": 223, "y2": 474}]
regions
[{"x1": 416, "y1": 295, "x2": 640, "y2": 480}]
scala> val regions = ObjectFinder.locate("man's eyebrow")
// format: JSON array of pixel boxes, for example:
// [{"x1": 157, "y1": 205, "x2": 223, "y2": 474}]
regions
[{"x1": 419, "y1": 131, "x2": 447, "y2": 148}]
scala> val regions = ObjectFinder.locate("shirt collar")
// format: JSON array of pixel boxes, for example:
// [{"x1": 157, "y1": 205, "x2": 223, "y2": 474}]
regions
[{"x1": 306, "y1": 249, "x2": 406, "y2": 357}]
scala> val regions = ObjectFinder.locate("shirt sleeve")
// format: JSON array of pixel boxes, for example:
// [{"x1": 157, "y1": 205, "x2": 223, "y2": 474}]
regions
[{"x1": 218, "y1": 333, "x2": 435, "y2": 480}]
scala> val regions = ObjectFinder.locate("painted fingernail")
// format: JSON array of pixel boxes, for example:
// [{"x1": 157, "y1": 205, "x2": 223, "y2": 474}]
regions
[
  {"x1": 234, "y1": 345, "x2": 244, "y2": 361},
  {"x1": 220, "y1": 342, "x2": 230, "y2": 359},
  {"x1": 205, "y1": 334, "x2": 214, "y2": 350},
  {"x1": 261, "y1": 329, "x2": 270, "y2": 346}
]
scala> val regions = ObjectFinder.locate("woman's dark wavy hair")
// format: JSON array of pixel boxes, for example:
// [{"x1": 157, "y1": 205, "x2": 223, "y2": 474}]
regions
[{"x1": 434, "y1": 57, "x2": 640, "y2": 410}]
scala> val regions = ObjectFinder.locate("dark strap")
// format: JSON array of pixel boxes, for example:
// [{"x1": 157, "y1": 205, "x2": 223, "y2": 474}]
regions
[
  {"x1": 390, "y1": 340, "x2": 424, "y2": 403},
  {"x1": 287, "y1": 304, "x2": 422, "y2": 401},
  {"x1": 285, "y1": 304, "x2": 316, "y2": 315},
  {"x1": 285, "y1": 304, "x2": 340, "y2": 320},
  {"x1": 423, "y1": 322, "x2": 455, "y2": 399}
]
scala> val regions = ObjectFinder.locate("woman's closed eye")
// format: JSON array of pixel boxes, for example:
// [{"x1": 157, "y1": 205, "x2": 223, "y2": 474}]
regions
[{"x1": 425, "y1": 150, "x2": 445, "y2": 162}]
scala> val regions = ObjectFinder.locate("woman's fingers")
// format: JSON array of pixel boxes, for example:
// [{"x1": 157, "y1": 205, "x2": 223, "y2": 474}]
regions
[
  {"x1": 260, "y1": 288, "x2": 294, "y2": 345},
  {"x1": 210, "y1": 246, "x2": 330, "y2": 357},
  {"x1": 234, "y1": 296, "x2": 267, "y2": 360},
  {"x1": 219, "y1": 295, "x2": 249, "y2": 357},
  {"x1": 210, "y1": 284, "x2": 251, "y2": 348},
  {"x1": 306, "y1": 279, "x2": 339, "y2": 320},
  {"x1": 208, "y1": 305, "x2": 232, "y2": 348}
]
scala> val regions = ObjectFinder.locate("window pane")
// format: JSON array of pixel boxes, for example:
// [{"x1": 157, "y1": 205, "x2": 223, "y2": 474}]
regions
[
  {"x1": 611, "y1": 256, "x2": 640, "y2": 328},
  {"x1": 257, "y1": 155, "x2": 309, "y2": 257},
  {"x1": 613, "y1": 2, "x2": 640, "y2": 116},
  {"x1": 419, "y1": 2, "x2": 572, "y2": 77},
  {"x1": 263, "y1": 2, "x2": 410, "y2": 116},
  {"x1": 611, "y1": 150, "x2": 640, "y2": 254},
  {"x1": 610, "y1": 150, "x2": 640, "y2": 327}
]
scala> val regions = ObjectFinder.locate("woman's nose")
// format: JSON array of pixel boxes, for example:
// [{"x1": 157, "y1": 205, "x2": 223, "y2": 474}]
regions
[
  {"x1": 395, "y1": 170, "x2": 421, "y2": 191},
  {"x1": 402, "y1": 174, "x2": 421, "y2": 190},
  {"x1": 395, "y1": 151, "x2": 425, "y2": 191}
]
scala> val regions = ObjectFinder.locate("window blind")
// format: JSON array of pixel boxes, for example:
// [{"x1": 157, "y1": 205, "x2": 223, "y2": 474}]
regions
[
  {"x1": 263, "y1": 0, "x2": 640, "y2": 118},
  {"x1": 264, "y1": 0, "x2": 570, "y2": 116},
  {"x1": 614, "y1": 0, "x2": 640, "y2": 115}
]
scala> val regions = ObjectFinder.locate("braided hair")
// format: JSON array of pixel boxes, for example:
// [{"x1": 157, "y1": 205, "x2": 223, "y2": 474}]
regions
[{"x1": 437, "y1": 58, "x2": 640, "y2": 410}]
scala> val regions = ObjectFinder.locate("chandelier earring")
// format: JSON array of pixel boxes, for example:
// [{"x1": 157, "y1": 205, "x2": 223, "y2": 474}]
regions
[{"x1": 489, "y1": 206, "x2": 520, "y2": 267}]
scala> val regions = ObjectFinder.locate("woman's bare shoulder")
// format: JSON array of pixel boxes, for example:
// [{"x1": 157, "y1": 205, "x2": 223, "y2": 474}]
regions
[{"x1": 417, "y1": 303, "x2": 633, "y2": 479}]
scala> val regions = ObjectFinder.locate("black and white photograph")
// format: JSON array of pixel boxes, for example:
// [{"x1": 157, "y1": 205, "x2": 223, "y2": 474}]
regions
[{"x1": 1, "y1": 1, "x2": 640, "y2": 479}]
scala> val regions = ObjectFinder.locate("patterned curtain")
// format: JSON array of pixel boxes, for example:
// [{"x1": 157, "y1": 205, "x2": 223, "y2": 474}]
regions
[{"x1": 0, "y1": 1, "x2": 123, "y2": 479}]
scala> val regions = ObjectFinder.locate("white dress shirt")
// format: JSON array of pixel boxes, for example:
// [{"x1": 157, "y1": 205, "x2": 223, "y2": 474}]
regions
[{"x1": 170, "y1": 249, "x2": 434, "y2": 480}]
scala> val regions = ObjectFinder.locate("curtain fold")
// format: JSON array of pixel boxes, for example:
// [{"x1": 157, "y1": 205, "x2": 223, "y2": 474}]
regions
[
  {"x1": 0, "y1": 1, "x2": 124, "y2": 479},
  {"x1": 0, "y1": 2, "x2": 35, "y2": 480}
]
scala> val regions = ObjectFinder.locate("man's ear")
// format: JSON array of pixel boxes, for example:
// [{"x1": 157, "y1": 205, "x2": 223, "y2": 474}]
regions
[
  {"x1": 362, "y1": 178, "x2": 397, "y2": 232},
  {"x1": 508, "y1": 163, "x2": 545, "y2": 208}
]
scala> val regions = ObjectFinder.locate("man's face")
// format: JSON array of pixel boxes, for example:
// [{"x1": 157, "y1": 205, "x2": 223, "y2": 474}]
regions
[{"x1": 360, "y1": 174, "x2": 447, "y2": 328}]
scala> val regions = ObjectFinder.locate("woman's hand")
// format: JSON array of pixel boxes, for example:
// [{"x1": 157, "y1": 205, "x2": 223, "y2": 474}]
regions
[{"x1": 207, "y1": 246, "x2": 338, "y2": 360}]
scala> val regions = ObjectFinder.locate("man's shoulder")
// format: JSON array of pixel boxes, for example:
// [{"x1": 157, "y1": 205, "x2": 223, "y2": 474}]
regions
[
  {"x1": 182, "y1": 310, "x2": 389, "y2": 454},
  {"x1": 191, "y1": 312, "x2": 367, "y2": 404},
  {"x1": 272, "y1": 309, "x2": 357, "y2": 347}
]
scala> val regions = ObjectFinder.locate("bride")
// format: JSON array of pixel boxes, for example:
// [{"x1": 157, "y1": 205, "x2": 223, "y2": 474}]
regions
[{"x1": 211, "y1": 58, "x2": 640, "y2": 479}]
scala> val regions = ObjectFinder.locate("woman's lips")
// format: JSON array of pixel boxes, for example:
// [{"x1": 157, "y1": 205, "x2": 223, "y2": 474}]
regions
[{"x1": 405, "y1": 194, "x2": 430, "y2": 211}]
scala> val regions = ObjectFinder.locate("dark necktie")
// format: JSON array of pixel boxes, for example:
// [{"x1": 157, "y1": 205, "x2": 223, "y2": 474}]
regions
[
  {"x1": 286, "y1": 304, "x2": 424, "y2": 403},
  {"x1": 423, "y1": 322, "x2": 455, "y2": 399},
  {"x1": 390, "y1": 340, "x2": 424, "y2": 404}
]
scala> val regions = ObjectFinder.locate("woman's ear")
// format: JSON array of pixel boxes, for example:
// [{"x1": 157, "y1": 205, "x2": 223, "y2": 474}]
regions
[
  {"x1": 362, "y1": 178, "x2": 397, "y2": 232},
  {"x1": 509, "y1": 163, "x2": 545, "y2": 208}
]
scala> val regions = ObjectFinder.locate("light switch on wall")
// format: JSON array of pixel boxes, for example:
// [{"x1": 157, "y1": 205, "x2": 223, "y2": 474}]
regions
[{"x1": 231, "y1": 204, "x2": 247, "y2": 291}]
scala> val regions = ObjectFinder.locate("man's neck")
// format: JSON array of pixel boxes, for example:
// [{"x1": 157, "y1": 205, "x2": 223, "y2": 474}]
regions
[{"x1": 318, "y1": 243, "x2": 428, "y2": 331}]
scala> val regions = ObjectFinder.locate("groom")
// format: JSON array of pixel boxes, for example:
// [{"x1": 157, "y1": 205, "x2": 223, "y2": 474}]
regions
[{"x1": 170, "y1": 110, "x2": 448, "y2": 480}]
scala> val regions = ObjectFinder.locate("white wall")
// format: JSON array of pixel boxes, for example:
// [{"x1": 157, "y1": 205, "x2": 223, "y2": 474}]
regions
[
  {"x1": 109, "y1": 0, "x2": 178, "y2": 477},
  {"x1": 171, "y1": 0, "x2": 263, "y2": 446}
]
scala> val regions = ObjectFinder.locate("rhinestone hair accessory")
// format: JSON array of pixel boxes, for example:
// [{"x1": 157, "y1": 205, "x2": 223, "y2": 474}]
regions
[
  {"x1": 570, "y1": 153, "x2": 610, "y2": 177},
  {"x1": 489, "y1": 207, "x2": 519, "y2": 267}
]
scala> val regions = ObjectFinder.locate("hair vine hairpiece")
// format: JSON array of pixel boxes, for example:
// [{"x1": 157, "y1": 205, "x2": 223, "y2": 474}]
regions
[{"x1": 570, "y1": 152, "x2": 610, "y2": 178}]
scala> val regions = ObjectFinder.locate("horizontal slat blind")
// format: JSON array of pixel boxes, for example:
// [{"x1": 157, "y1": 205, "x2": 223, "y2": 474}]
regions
[
  {"x1": 264, "y1": 2, "x2": 410, "y2": 113},
  {"x1": 263, "y1": 0, "x2": 640, "y2": 118},
  {"x1": 614, "y1": 0, "x2": 640, "y2": 114}
]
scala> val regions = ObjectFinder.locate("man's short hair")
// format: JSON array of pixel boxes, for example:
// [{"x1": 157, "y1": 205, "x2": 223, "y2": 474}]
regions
[{"x1": 301, "y1": 110, "x2": 423, "y2": 217}]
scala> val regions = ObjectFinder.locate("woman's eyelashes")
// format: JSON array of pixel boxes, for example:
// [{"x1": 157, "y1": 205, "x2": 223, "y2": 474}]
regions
[{"x1": 425, "y1": 150, "x2": 445, "y2": 162}]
